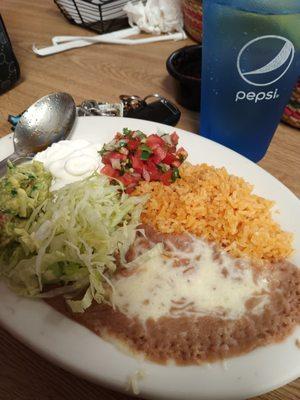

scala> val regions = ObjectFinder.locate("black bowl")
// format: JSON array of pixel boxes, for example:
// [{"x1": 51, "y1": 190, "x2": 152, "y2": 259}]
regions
[{"x1": 166, "y1": 45, "x2": 201, "y2": 112}]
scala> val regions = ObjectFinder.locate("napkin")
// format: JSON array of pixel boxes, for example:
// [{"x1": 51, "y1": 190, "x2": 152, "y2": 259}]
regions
[{"x1": 124, "y1": 0, "x2": 183, "y2": 34}]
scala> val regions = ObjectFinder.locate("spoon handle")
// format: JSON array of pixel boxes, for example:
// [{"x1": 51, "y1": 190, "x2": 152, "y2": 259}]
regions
[{"x1": 0, "y1": 153, "x2": 28, "y2": 177}]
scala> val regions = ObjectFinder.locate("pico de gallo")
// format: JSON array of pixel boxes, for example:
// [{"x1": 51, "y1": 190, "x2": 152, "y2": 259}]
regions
[{"x1": 99, "y1": 128, "x2": 188, "y2": 192}]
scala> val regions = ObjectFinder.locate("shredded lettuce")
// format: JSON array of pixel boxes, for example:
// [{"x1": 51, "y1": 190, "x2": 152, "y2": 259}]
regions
[{"x1": 0, "y1": 174, "x2": 147, "y2": 312}]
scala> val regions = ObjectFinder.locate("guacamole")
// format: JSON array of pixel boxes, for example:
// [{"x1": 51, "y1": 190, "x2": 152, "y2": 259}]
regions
[
  {"x1": 0, "y1": 161, "x2": 52, "y2": 218},
  {"x1": 0, "y1": 161, "x2": 52, "y2": 248}
]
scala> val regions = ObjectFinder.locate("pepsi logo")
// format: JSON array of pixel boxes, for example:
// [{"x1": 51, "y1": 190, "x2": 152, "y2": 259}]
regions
[{"x1": 237, "y1": 35, "x2": 295, "y2": 87}]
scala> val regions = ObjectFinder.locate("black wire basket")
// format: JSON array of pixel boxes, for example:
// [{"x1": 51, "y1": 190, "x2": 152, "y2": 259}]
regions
[{"x1": 54, "y1": 0, "x2": 141, "y2": 34}]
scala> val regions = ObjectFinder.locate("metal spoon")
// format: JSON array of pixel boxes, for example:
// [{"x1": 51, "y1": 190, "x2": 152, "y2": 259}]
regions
[{"x1": 0, "y1": 92, "x2": 76, "y2": 176}]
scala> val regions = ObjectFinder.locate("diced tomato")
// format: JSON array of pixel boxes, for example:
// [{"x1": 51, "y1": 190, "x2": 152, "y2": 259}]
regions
[
  {"x1": 118, "y1": 173, "x2": 137, "y2": 187},
  {"x1": 119, "y1": 172, "x2": 142, "y2": 193},
  {"x1": 127, "y1": 138, "x2": 140, "y2": 151},
  {"x1": 101, "y1": 151, "x2": 126, "y2": 167},
  {"x1": 101, "y1": 165, "x2": 120, "y2": 178},
  {"x1": 131, "y1": 154, "x2": 144, "y2": 173},
  {"x1": 170, "y1": 132, "x2": 179, "y2": 145},
  {"x1": 145, "y1": 160, "x2": 161, "y2": 180},
  {"x1": 172, "y1": 160, "x2": 181, "y2": 168},
  {"x1": 109, "y1": 152, "x2": 127, "y2": 161},
  {"x1": 151, "y1": 146, "x2": 167, "y2": 163},
  {"x1": 160, "y1": 170, "x2": 172, "y2": 185},
  {"x1": 101, "y1": 151, "x2": 113, "y2": 165},
  {"x1": 146, "y1": 134, "x2": 165, "y2": 149},
  {"x1": 162, "y1": 153, "x2": 177, "y2": 165}
]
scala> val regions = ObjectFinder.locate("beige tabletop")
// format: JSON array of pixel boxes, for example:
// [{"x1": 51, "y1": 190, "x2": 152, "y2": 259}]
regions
[{"x1": 0, "y1": 1, "x2": 299, "y2": 399}]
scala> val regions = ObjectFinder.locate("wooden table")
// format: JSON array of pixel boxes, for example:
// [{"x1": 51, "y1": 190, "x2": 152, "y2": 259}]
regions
[{"x1": 0, "y1": 2, "x2": 299, "y2": 400}]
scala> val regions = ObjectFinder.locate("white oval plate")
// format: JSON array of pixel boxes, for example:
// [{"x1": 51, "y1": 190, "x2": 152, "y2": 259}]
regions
[{"x1": 0, "y1": 117, "x2": 299, "y2": 400}]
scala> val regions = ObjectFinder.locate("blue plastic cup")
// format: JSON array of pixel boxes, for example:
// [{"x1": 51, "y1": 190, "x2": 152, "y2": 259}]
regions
[{"x1": 200, "y1": 0, "x2": 300, "y2": 162}]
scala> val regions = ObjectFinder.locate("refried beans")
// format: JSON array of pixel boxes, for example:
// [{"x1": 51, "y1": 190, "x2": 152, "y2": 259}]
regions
[{"x1": 46, "y1": 225, "x2": 300, "y2": 365}]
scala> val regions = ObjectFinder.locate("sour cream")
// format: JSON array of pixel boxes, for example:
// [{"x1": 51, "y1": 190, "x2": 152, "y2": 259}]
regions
[{"x1": 34, "y1": 140, "x2": 100, "y2": 191}]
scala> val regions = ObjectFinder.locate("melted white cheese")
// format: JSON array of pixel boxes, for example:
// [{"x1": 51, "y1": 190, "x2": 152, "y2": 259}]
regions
[
  {"x1": 34, "y1": 140, "x2": 100, "y2": 191},
  {"x1": 112, "y1": 237, "x2": 270, "y2": 322}
]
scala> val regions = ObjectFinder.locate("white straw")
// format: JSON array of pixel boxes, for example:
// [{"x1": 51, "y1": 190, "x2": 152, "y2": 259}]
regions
[
  {"x1": 33, "y1": 31, "x2": 186, "y2": 56},
  {"x1": 51, "y1": 26, "x2": 140, "y2": 44}
]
